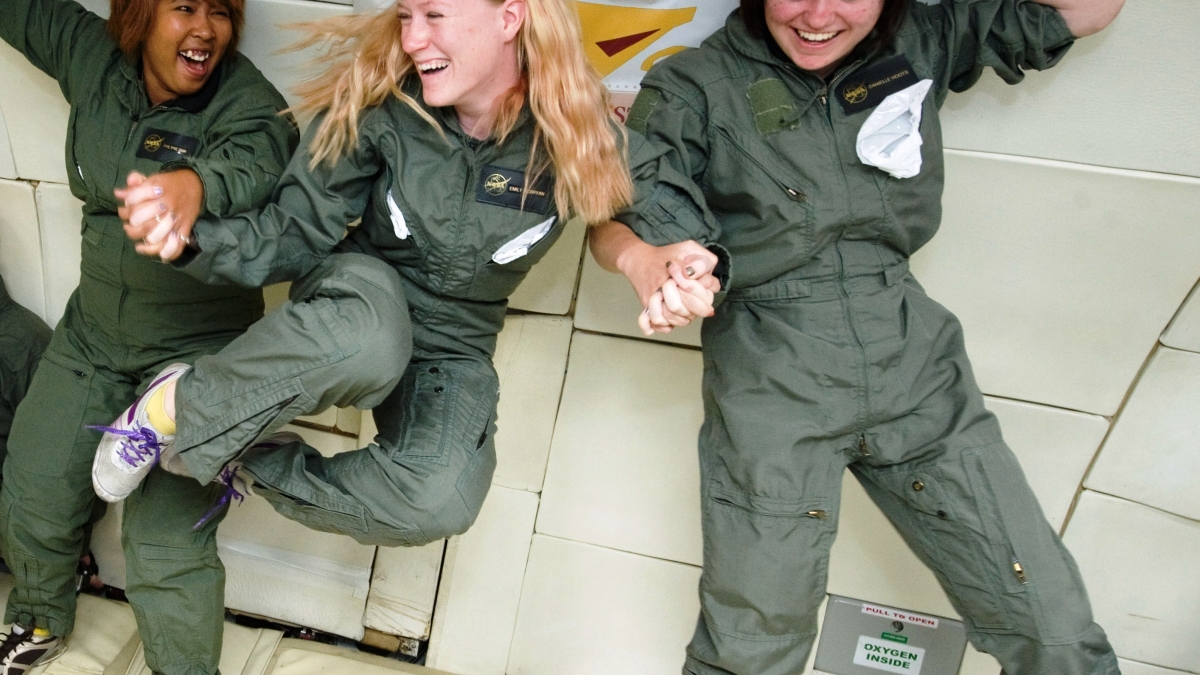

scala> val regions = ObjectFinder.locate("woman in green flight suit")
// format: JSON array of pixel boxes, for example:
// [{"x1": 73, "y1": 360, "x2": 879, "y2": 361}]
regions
[
  {"x1": 591, "y1": 0, "x2": 1125, "y2": 674},
  {"x1": 0, "y1": 0, "x2": 296, "y2": 672},
  {"x1": 98, "y1": 0, "x2": 717, "y2": 550}
]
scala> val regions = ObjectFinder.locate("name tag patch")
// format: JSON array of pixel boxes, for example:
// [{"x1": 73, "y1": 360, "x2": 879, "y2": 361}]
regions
[
  {"x1": 475, "y1": 165, "x2": 553, "y2": 214},
  {"x1": 136, "y1": 128, "x2": 200, "y2": 162},
  {"x1": 838, "y1": 55, "x2": 921, "y2": 116}
]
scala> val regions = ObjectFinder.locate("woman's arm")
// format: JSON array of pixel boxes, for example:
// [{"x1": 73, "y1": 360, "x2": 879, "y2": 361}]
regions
[
  {"x1": 1036, "y1": 0, "x2": 1125, "y2": 37},
  {"x1": 0, "y1": 0, "x2": 113, "y2": 104}
]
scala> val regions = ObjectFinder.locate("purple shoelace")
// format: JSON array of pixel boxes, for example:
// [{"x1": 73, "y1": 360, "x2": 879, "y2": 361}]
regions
[
  {"x1": 193, "y1": 464, "x2": 245, "y2": 530},
  {"x1": 87, "y1": 424, "x2": 167, "y2": 468}
]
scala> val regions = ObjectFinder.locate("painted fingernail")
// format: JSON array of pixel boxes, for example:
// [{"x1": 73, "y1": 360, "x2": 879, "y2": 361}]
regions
[
  {"x1": 153, "y1": 187, "x2": 164, "y2": 197},
  {"x1": 685, "y1": 266, "x2": 696, "y2": 277},
  {"x1": 158, "y1": 201, "x2": 168, "y2": 212}
]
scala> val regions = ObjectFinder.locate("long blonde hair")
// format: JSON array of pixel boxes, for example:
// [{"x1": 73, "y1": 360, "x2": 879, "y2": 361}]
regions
[{"x1": 288, "y1": 0, "x2": 632, "y2": 224}]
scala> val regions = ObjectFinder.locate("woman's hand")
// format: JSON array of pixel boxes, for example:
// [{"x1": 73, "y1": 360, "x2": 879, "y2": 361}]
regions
[
  {"x1": 638, "y1": 260, "x2": 718, "y2": 335},
  {"x1": 115, "y1": 170, "x2": 205, "y2": 262}
]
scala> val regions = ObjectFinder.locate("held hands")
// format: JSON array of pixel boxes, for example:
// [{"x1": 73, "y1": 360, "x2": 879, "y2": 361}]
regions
[
  {"x1": 115, "y1": 170, "x2": 204, "y2": 262},
  {"x1": 615, "y1": 238, "x2": 721, "y2": 336}
]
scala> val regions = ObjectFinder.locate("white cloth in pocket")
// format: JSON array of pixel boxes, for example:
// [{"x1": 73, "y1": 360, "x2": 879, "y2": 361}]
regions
[
  {"x1": 491, "y1": 216, "x2": 557, "y2": 264},
  {"x1": 855, "y1": 79, "x2": 933, "y2": 179},
  {"x1": 386, "y1": 190, "x2": 410, "y2": 240}
]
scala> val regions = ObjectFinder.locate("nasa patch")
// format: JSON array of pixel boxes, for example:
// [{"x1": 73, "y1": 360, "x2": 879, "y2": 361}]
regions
[
  {"x1": 475, "y1": 165, "x2": 553, "y2": 214},
  {"x1": 135, "y1": 128, "x2": 200, "y2": 163}
]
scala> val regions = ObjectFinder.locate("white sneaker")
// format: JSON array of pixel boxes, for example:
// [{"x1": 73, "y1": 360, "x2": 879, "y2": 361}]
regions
[
  {"x1": 91, "y1": 363, "x2": 189, "y2": 502},
  {"x1": 0, "y1": 625, "x2": 66, "y2": 674}
]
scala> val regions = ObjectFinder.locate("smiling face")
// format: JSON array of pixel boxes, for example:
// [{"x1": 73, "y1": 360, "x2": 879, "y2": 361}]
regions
[
  {"x1": 141, "y1": 0, "x2": 232, "y2": 105},
  {"x1": 764, "y1": 0, "x2": 885, "y2": 78},
  {"x1": 398, "y1": 0, "x2": 525, "y2": 135}
]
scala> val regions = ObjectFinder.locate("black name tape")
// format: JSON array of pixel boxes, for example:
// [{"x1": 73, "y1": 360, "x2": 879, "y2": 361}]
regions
[
  {"x1": 136, "y1": 128, "x2": 200, "y2": 162},
  {"x1": 475, "y1": 165, "x2": 553, "y2": 214},
  {"x1": 837, "y1": 54, "x2": 921, "y2": 116}
]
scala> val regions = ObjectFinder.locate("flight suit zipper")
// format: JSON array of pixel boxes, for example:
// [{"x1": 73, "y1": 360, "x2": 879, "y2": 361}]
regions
[{"x1": 713, "y1": 126, "x2": 809, "y2": 204}]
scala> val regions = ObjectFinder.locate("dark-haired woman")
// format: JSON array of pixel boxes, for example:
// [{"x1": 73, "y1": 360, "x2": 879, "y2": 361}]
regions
[
  {"x1": 591, "y1": 0, "x2": 1124, "y2": 673},
  {"x1": 0, "y1": 0, "x2": 296, "y2": 671}
]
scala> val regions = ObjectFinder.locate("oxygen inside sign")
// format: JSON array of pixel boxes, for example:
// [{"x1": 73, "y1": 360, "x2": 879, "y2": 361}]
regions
[{"x1": 853, "y1": 635, "x2": 926, "y2": 675}]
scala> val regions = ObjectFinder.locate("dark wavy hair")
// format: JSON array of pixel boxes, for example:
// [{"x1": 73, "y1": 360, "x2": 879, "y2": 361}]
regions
[
  {"x1": 739, "y1": 0, "x2": 911, "y2": 60},
  {"x1": 108, "y1": 0, "x2": 245, "y2": 61}
]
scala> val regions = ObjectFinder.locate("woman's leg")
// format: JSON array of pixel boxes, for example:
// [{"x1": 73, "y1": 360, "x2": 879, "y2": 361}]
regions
[
  {"x1": 852, "y1": 278, "x2": 1118, "y2": 675},
  {"x1": 242, "y1": 356, "x2": 500, "y2": 546},
  {"x1": 171, "y1": 253, "x2": 412, "y2": 483},
  {"x1": 121, "y1": 469, "x2": 227, "y2": 675},
  {"x1": 0, "y1": 326, "x2": 134, "y2": 638}
]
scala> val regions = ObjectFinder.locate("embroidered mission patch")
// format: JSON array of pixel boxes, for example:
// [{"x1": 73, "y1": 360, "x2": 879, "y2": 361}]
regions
[
  {"x1": 837, "y1": 54, "x2": 921, "y2": 116},
  {"x1": 136, "y1": 128, "x2": 200, "y2": 162},
  {"x1": 475, "y1": 165, "x2": 553, "y2": 214}
]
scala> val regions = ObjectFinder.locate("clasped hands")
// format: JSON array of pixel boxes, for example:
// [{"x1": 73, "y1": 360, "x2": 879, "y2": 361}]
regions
[
  {"x1": 617, "y1": 238, "x2": 721, "y2": 336},
  {"x1": 114, "y1": 170, "x2": 204, "y2": 262}
]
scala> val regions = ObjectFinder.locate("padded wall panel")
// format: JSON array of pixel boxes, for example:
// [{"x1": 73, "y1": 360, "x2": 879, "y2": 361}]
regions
[
  {"x1": 219, "y1": 425, "x2": 375, "y2": 640},
  {"x1": 912, "y1": 152, "x2": 1200, "y2": 415},
  {"x1": 1118, "y1": 661, "x2": 1195, "y2": 675},
  {"x1": 123, "y1": 622, "x2": 282, "y2": 675},
  {"x1": 828, "y1": 395, "x2": 1104, "y2": 619},
  {"x1": 1063, "y1": 492, "x2": 1200, "y2": 672},
  {"x1": 491, "y1": 314, "x2": 572, "y2": 492},
  {"x1": 1160, "y1": 283, "x2": 1200, "y2": 353},
  {"x1": 41, "y1": 594, "x2": 139, "y2": 675},
  {"x1": 508, "y1": 216, "x2": 586, "y2": 316},
  {"x1": 538, "y1": 333, "x2": 704, "y2": 565},
  {"x1": 506, "y1": 535, "x2": 700, "y2": 675},
  {"x1": 239, "y1": 0, "x2": 352, "y2": 111},
  {"x1": 0, "y1": 179, "x2": 46, "y2": 321},
  {"x1": 35, "y1": 181, "x2": 83, "y2": 327},
  {"x1": 363, "y1": 539, "x2": 445, "y2": 641},
  {"x1": 0, "y1": 42, "x2": 70, "y2": 183},
  {"x1": 0, "y1": 104, "x2": 15, "y2": 179},
  {"x1": 574, "y1": 251, "x2": 703, "y2": 347},
  {"x1": 266, "y1": 639, "x2": 451, "y2": 675},
  {"x1": 426, "y1": 486, "x2": 538, "y2": 675},
  {"x1": 1087, "y1": 348, "x2": 1200, "y2": 521},
  {"x1": 941, "y1": 1, "x2": 1200, "y2": 178}
]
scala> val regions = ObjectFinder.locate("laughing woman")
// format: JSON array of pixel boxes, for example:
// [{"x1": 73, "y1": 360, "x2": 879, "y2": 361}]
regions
[
  {"x1": 0, "y1": 0, "x2": 296, "y2": 672},
  {"x1": 101, "y1": 0, "x2": 718, "y2": 551}
]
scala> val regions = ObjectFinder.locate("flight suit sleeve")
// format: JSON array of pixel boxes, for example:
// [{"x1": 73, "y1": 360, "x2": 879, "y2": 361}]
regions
[
  {"x1": 166, "y1": 99, "x2": 301, "y2": 218},
  {"x1": 181, "y1": 114, "x2": 383, "y2": 288},
  {"x1": 615, "y1": 84, "x2": 731, "y2": 290},
  {"x1": 915, "y1": 0, "x2": 1076, "y2": 94},
  {"x1": 0, "y1": 0, "x2": 114, "y2": 104}
]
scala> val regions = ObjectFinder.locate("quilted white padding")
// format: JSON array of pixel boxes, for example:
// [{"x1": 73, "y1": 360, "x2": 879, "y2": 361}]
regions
[
  {"x1": 1087, "y1": 347, "x2": 1200, "y2": 521},
  {"x1": 121, "y1": 622, "x2": 283, "y2": 675},
  {"x1": 362, "y1": 539, "x2": 445, "y2": 641},
  {"x1": 0, "y1": 105, "x2": 15, "y2": 179},
  {"x1": 0, "y1": 41, "x2": 70, "y2": 184},
  {"x1": 0, "y1": 178, "x2": 46, "y2": 321},
  {"x1": 491, "y1": 314, "x2": 573, "y2": 492},
  {"x1": 537, "y1": 332, "x2": 704, "y2": 565},
  {"x1": 913, "y1": 151, "x2": 1200, "y2": 415},
  {"x1": 426, "y1": 485, "x2": 538, "y2": 675},
  {"x1": 1160, "y1": 284, "x2": 1200, "y2": 353},
  {"x1": 506, "y1": 535, "x2": 700, "y2": 675},
  {"x1": 1064, "y1": 491, "x2": 1200, "y2": 672}
]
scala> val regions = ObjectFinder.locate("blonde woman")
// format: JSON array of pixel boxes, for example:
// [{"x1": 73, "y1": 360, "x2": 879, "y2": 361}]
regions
[{"x1": 97, "y1": 0, "x2": 720, "y2": 545}]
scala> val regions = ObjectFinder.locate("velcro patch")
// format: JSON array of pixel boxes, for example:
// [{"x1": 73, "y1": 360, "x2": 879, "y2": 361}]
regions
[
  {"x1": 625, "y1": 88, "x2": 661, "y2": 134},
  {"x1": 837, "y1": 54, "x2": 921, "y2": 115},
  {"x1": 135, "y1": 128, "x2": 200, "y2": 162},
  {"x1": 475, "y1": 165, "x2": 553, "y2": 214},
  {"x1": 747, "y1": 79, "x2": 800, "y2": 135}
]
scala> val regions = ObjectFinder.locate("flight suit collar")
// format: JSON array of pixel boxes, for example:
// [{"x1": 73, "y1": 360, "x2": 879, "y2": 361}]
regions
[{"x1": 114, "y1": 54, "x2": 225, "y2": 115}]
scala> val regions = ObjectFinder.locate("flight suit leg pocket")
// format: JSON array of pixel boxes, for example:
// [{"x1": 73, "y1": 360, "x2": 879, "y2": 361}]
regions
[
  {"x1": 963, "y1": 443, "x2": 1094, "y2": 641},
  {"x1": 390, "y1": 361, "x2": 498, "y2": 467},
  {"x1": 871, "y1": 462, "x2": 1014, "y2": 632},
  {"x1": 7, "y1": 349, "x2": 102, "y2": 479},
  {"x1": 699, "y1": 480, "x2": 834, "y2": 641}
]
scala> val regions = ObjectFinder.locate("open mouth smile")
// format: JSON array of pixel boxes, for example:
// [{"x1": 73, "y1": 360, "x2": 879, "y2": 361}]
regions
[
  {"x1": 178, "y1": 49, "x2": 212, "y2": 77},
  {"x1": 417, "y1": 60, "x2": 450, "y2": 75},
  {"x1": 796, "y1": 29, "x2": 840, "y2": 45}
]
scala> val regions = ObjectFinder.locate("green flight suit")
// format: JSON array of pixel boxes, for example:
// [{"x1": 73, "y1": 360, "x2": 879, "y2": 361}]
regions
[
  {"x1": 163, "y1": 84, "x2": 706, "y2": 547},
  {"x1": 0, "y1": 277, "x2": 53, "y2": 484},
  {"x1": 0, "y1": 0, "x2": 298, "y2": 672},
  {"x1": 619, "y1": 4, "x2": 1119, "y2": 675}
]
